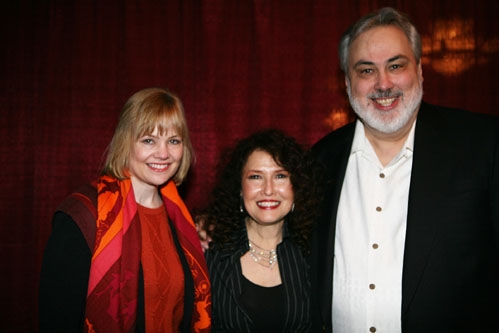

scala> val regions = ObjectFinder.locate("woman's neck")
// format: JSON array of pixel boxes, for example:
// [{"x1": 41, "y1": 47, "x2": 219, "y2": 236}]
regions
[
  {"x1": 130, "y1": 177, "x2": 163, "y2": 208},
  {"x1": 245, "y1": 219, "x2": 283, "y2": 249}
]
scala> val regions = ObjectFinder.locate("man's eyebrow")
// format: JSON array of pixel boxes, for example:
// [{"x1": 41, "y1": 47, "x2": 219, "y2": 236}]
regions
[
  {"x1": 353, "y1": 60, "x2": 374, "y2": 69},
  {"x1": 352, "y1": 54, "x2": 409, "y2": 69},
  {"x1": 387, "y1": 55, "x2": 408, "y2": 62}
]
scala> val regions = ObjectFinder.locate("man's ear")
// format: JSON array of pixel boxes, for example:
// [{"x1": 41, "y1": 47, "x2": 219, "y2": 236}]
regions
[{"x1": 418, "y1": 62, "x2": 424, "y2": 84}]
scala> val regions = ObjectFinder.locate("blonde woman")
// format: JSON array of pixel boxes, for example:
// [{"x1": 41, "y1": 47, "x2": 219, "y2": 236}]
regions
[{"x1": 40, "y1": 88, "x2": 211, "y2": 332}]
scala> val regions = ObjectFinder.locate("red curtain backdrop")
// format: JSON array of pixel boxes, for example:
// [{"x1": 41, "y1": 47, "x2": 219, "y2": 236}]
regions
[{"x1": 1, "y1": 0, "x2": 497, "y2": 331}]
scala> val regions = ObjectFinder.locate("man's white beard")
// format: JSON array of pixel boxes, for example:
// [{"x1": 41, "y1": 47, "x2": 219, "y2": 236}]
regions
[{"x1": 347, "y1": 82, "x2": 423, "y2": 134}]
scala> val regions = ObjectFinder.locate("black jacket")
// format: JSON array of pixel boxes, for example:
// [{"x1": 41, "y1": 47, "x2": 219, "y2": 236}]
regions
[
  {"x1": 310, "y1": 102, "x2": 499, "y2": 332},
  {"x1": 206, "y1": 225, "x2": 312, "y2": 332}
]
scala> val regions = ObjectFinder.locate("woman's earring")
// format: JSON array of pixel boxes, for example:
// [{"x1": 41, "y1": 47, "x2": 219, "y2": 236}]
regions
[
  {"x1": 240, "y1": 195, "x2": 245, "y2": 213},
  {"x1": 291, "y1": 202, "x2": 295, "y2": 213}
]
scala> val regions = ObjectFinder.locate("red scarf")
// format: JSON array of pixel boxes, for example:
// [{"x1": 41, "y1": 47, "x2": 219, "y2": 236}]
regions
[{"x1": 83, "y1": 175, "x2": 211, "y2": 332}]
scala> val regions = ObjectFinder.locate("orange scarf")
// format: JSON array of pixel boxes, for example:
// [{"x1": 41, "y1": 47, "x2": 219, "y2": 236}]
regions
[{"x1": 83, "y1": 175, "x2": 211, "y2": 332}]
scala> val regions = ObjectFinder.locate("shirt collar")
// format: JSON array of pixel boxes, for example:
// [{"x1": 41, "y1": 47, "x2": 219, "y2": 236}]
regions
[{"x1": 350, "y1": 118, "x2": 416, "y2": 165}]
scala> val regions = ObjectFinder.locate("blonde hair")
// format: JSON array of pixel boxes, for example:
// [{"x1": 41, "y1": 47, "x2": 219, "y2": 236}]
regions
[{"x1": 102, "y1": 87, "x2": 194, "y2": 185}]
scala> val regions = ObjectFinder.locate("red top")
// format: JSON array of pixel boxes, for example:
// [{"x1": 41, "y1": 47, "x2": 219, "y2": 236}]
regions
[{"x1": 139, "y1": 204, "x2": 185, "y2": 332}]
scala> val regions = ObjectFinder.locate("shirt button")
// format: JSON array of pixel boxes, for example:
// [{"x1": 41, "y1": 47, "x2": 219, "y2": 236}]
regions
[
  {"x1": 370, "y1": 327, "x2": 377, "y2": 332},
  {"x1": 379, "y1": 173, "x2": 385, "y2": 178},
  {"x1": 372, "y1": 243, "x2": 379, "y2": 249},
  {"x1": 369, "y1": 283, "x2": 376, "y2": 290},
  {"x1": 376, "y1": 206, "x2": 382, "y2": 212}
]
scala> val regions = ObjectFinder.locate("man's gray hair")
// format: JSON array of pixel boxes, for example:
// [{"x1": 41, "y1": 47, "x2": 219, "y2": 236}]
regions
[{"x1": 338, "y1": 7, "x2": 422, "y2": 73}]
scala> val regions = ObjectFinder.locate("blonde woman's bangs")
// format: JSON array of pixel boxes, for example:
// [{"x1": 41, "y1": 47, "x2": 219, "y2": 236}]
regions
[{"x1": 135, "y1": 102, "x2": 185, "y2": 139}]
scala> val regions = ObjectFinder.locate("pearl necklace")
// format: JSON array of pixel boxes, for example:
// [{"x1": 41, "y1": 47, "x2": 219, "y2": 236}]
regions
[{"x1": 248, "y1": 239, "x2": 278, "y2": 268}]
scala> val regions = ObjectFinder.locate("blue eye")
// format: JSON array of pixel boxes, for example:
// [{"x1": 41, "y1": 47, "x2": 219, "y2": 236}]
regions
[{"x1": 169, "y1": 138, "x2": 182, "y2": 145}]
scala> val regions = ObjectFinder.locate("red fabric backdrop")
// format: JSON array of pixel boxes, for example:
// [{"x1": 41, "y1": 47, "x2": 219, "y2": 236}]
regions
[{"x1": 1, "y1": 0, "x2": 497, "y2": 331}]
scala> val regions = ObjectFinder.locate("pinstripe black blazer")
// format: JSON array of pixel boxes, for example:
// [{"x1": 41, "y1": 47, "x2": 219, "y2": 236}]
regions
[{"x1": 206, "y1": 225, "x2": 312, "y2": 332}]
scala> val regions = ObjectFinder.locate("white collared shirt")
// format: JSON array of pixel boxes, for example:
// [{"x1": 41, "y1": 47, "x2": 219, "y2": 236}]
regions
[{"x1": 332, "y1": 119, "x2": 415, "y2": 333}]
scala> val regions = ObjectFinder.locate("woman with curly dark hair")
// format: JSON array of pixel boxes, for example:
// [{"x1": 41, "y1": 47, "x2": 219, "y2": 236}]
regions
[{"x1": 198, "y1": 129, "x2": 323, "y2": 332}]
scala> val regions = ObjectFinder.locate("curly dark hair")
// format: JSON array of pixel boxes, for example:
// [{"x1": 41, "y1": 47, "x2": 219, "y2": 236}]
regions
[{"x1": 197, "y1": 129, "x2": 324, "y2": 255}]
